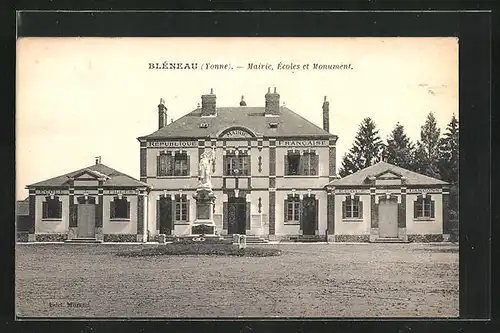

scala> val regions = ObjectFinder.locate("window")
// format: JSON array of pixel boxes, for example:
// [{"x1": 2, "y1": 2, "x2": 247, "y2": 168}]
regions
[
  {"x1": 42, "y1": 196, "x2": 62, "y2": 219},
  {"x1": 285, "y1": 151, "x2": 319, "y2": 176},
  {"x1": 414, "y1": 195, "x2": 435, "y2": 218},
  {"x1": 174, "y1": 153, "x2": 188, "y2": 176},
  {"x1": 225, "y1": 155, "x2": 250, "y2": 176},
  {"x1": 175, "y1": 195, "x2": 188, "y2": 221},
  {"x1": 158, "y1": 151, "x2": 189, "y2": 176},
  {"x1": 302, "y1": 152, "x2": 318, "y2": 175},
  {"x1": 343, "y1": 196, "x2": 362, "y2": 219},
  {"x1": 286, "y1": 153, "x2": 301, "y2": 175},
  {"x1": 111, "y1": 197, "x2": 130, "y2": 219},
  {"x1": 285, "y1": 196, "x2": 301, "y2": 223}
]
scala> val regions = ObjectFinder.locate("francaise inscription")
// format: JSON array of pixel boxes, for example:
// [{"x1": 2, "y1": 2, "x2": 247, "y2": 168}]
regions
[
  {"x1": 407, "y1": 188, "x2": 442, "y2": 194},
  {"x1": 278, "y1": 140, "x2": 327, "y2": 147},
  {"x1": 147, "y1": 141, "x2": 196, "y2": 148}
]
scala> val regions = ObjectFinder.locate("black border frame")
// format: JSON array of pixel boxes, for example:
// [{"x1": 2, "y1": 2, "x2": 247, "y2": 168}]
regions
[{"x1": 4, "y1": 8, "x2": 493, "y2": 333}]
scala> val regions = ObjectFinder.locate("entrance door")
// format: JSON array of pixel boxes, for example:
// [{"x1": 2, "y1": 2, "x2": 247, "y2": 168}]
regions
[
  {"x1": 228, "y1": 197, "x2": 246, "y2": 235},
  {"x1": 378, "y1": 198, "x2": 399, "y2": 238},
  {"x1": 159, "y1": 198, "x2": 173, "y2": 235},
  {"x1": 302, "y1": 197, "x2": 317, "y2": 235},
  {"x1": 78, "y1": 204, "x2": 96, "y2": 237}
]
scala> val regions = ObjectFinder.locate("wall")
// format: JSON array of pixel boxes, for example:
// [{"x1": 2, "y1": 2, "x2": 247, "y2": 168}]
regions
[
  {"x1": 102, "y1": 195, "x2": 138, "y2": 234},
  {"x1": 406, "y1": 193, "x2": 443, "y2": 235},
  {"x1": 334, "y1": 194, "x2": 371, "y2": 235},
  {"x1": 35, "y1": 195, "x2": 70, "y2": 233}
]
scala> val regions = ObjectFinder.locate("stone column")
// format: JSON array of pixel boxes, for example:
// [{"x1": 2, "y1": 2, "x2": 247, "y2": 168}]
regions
[
  {"x1": 327, "y1": 190, "x2": 335, "y2": 242},
  {"x1": 136, "y1": 190, "x2": 146, "y2": 242},
  {"x1": 95, "y1": 185, "x2": 104, "y2": 241},
  {"x1": 369, "y1": 186, "x2": 378, "y2": 242},
  {"x1": 28, "y1": 189, "x2": 36, "y2": 242}
]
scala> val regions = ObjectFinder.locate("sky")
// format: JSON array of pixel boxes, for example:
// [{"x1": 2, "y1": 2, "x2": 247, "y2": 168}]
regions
[{"x1": 16, "y1": 37, "x2": 458, "y2": 200}]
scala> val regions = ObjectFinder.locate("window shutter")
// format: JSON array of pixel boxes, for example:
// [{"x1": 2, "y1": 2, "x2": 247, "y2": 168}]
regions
[
  {"x1": 156, "y1": 200, "x2": 160, "y2": 231},
  {"x1": 284, "y1": 154, "x2": 289, "y2": 175},
  {"x1": 431, "y1": 199, "x2": 435, "y2": 218},
  {"x1": 42, "y1": 202, "x2": 48, "y2": 219},
  {"x1": 58, "y1": 201, "x2": 62, "y2": 218},
  {"x1": 298, "y1": 154, "x2": 304, "y2": 175},
  {"x1": 342, "y1": 201, "x2": 346, "y2": 219},
  {"x1": 223, "y1": 155, "x2": 227, "y2": 175},
  {"x1": 168, "y1": 155, "x2": 174, "y2": 176},
  {"x1": 313, "y1": 154, "x2": 319, "y2": 175},
  {"x1": 126, "y1": 201, "x2": 130, "y2": 218},
  {"x1": 284, "y1": 199, "x2": 288, "y2": 222},
  {"x1": 186, "y1": 200, "x2": 190, "y2": 221},
  {"x1": 156, "y1": 155, "x2": 161, "y2": 176},
  {"x1": 212, "y1": 158, "x2": 215, "y2": 174},
  {"x1": 171, "y1": 196, "x2": 176, "y2": 228},
  {"x1": 246, "y1": 202, "x2": 251, "y2": 230},
  {"x1": 414, "y1": 199, "x2": 418, "y2": 218},
  {"x1": 359, "y1": 200, "x2": 363, "y2": 219},
  {"x1": 110, "y1": 201, "x2": 115, "y2": 219},
  {"x1": 223, "y1": 202, "x2": 228, "y2": 230},
  {"x1": 187, "y1": 155, "x2": 191, "y2": 176},
  {"x1": 247, "y1": 155, "x2": 251, "y2": 176},
  {"x1": 299, "y1": 198, "x2": 304, "y2": 230}
]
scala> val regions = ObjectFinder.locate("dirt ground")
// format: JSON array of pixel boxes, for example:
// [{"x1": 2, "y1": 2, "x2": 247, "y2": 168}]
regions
[{"x1": 15, "y1": 243, "x2": 459, "y2": 318}]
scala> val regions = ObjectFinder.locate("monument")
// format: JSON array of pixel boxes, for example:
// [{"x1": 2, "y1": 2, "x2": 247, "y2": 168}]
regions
[{"x1": 192, "y1": 148, "x2": 217, "y2": 236}]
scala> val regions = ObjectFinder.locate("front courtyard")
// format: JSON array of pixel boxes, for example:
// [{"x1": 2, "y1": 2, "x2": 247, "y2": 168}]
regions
[{"x1": 15, "y1": 243, "x2": 458, "y2": 318}]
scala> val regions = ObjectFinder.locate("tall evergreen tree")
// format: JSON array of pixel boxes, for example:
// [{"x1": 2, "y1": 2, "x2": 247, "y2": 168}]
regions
[
  {"x1": 411, "y1": 112, "x2": 441, "y2": 178},
  {"x1": 438, "y1": 115, "x2": 459, "y2": 184},
  {"x1": 385, "y1": 122, "x2": 414, "y2": 169},
  {"x1": 339, "y1": 117, "x2": 383, "y2": 177}
]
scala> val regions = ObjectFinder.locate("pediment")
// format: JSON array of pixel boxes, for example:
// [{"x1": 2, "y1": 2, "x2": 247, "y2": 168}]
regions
[
  {"x1": 374, "y1": 170, "x2": 402, "y2": 180},
  {"x1": 69, "y1": 169, "x2": 110, "y2": 181}
]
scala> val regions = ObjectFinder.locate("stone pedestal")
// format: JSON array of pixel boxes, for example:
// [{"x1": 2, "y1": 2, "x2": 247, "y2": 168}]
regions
[{"x1": 192, "y1": 188, "x2": 217, "y2": 235}]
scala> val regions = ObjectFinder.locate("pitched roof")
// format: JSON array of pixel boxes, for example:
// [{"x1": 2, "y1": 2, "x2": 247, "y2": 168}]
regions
[
  {"x1": 16, "y1": 199, "x2": 29, "y2": 215},
  {"x1": 26, "y1": 163, "x2": 151, "y2": 188},
  {"x1": 138, "y1": 106, "x2": 336, "y2": 140},
  {"x1": 327, "y1": 161, "x2": 448, "y2": 187}
]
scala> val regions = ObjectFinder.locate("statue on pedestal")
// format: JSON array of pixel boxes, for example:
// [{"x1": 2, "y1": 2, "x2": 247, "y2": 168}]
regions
[{"x1": 198, "y1": 148, "x2": 216, "y2": 189}]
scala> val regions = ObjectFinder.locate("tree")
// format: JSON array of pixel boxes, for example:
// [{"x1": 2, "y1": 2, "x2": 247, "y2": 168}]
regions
[
  {"x1": 438, "y1": 114, "x2": 459, "y2": 184},
  {"x1": 411, "y1": 112, "x2": 441, "y2": 179},
  {"x1": 339, "y1": 117, "x2": 383, "y2": 177},
  {"x1": 385, "y1": 122, "x2": 414, "y2": 169}
]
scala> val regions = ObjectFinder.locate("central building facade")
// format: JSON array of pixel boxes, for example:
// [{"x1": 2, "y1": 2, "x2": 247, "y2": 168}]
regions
[{"x1": 138, "y1": 88, "x2": 338, "y2": 240}]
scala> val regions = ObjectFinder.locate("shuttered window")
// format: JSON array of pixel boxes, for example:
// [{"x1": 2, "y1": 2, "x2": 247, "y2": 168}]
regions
[
  {"x1": 285, "y1": 151, "x2": 319, "y2": 176},
  {"x1": 302, "y1": 152, "x2": 318, "y2": 175},
  {"x1": 174, "y1": 195, "x2": 189, "y2": 221},
  {"x1": 42, "y1": 196, "x2": 62, "y2": 219},
  {"x1": 285, "y1": 196, "x2": 300, "y2": 223},
  {"x1": 174, "y1": 153, "x2": 189, "y2": 176},
  {"x1": 225, "y1": 154, "x2": 250, "y2": 176},
  {"x1": 110, "y1": 196, "x2": 130, "y2": 219},
  {"x1": 414, "y1": 195, "x2": 435, "y2": 218},
  {"x1": 158, "y1": 151, "x2": 190, "y2": 176}
]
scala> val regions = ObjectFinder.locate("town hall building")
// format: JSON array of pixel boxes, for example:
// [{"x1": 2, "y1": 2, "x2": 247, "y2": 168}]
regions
[{"x1": 18, "y1": 87, "x2": 451, "y2": 243}]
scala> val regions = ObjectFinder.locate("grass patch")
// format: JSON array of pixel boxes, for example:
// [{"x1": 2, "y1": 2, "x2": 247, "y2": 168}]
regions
[{"x1": 116, "y1": 243, "x2": 282, "y2": 257}]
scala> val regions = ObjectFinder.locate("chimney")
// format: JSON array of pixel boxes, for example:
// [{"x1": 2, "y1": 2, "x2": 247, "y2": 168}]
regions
[
  {"x1": 265, "y1": 87, "x2": 280, "y2": 116},
  {"x1": 95, "y1": 156, "x2": 101, "y2": 165},
  {"x1": 240, "y1": 95, "x2": 247, "y2": 106},
  {"x1": 322, "y1": 96, "x2": 330, "y2": 132},
  {"x1": 158, "y1": 98, "x2": 167, "y2": 129},
  {"x1": 201, "y1": 88, "x2": 217, "y2": 117}
]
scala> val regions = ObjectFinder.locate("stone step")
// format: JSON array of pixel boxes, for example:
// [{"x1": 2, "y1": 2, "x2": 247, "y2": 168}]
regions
[
  {"x1": 64, "y1": 238, "x2": 103, "y2": 244},
  {"x1": 371, "y1": 238, "x2": 409, "y2": 243}
]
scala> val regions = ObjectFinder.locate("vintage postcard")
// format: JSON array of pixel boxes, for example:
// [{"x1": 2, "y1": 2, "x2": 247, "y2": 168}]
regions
[{"x1": 16, "y1": 37, "x2": 459, "y2": 318}]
